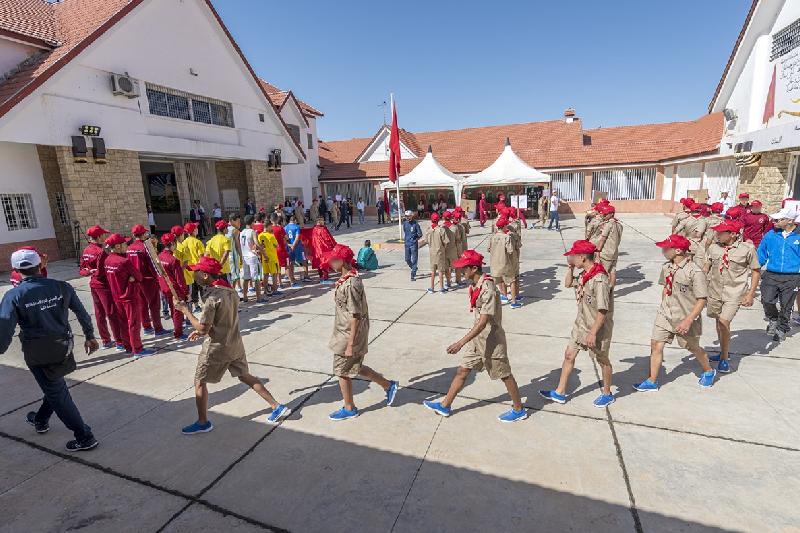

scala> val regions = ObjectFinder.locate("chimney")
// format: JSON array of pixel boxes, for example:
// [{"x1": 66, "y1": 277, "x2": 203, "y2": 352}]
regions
[{"x1": 564, "y1": 108, "x2": 576, "y2": 124}]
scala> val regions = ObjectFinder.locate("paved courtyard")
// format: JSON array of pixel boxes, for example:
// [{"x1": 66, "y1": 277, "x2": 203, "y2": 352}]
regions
[{"x1": 0, "y1": 214, "x2": 798, "y2": 533}]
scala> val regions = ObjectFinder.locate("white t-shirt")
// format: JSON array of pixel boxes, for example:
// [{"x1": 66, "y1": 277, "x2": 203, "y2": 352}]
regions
[
  {"x1": 213, "y1": 207, "x2": 222, "y2": 218},
  {"x1": 357, "y1": 201, "x2": 365, "y2": 211},
  {"x1": 550, "y1": 196, "x2": 561, "y2": 211},
  {"x1": 239, "y1": 228, "x2": 258, "y2": 260}
]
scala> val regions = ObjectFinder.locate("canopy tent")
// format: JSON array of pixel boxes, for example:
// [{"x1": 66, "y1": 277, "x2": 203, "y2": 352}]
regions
[
  {"x1": 459, "y1": 139, "x2": 550, "y2": 190},
  {"x1": 379, "y1": 145, "x2": 461, "y2": 193}
]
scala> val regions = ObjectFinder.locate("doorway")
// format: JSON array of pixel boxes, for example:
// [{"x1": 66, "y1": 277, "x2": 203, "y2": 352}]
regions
[{"x1": 141, "y1": 161, "x2": 181, "y2": 234}]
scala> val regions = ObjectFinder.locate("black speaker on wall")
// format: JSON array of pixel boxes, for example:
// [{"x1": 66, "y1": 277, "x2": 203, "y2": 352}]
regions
[
  {"x1": 71, "y1": 136, "x2": 87, "y2": 163},
  {"x1": 91, "y1": 137, "x2": 107, "y2": 164}
]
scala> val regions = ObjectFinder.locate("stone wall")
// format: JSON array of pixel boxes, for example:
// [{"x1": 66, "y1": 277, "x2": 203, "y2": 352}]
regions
[
  {"x1": 739, "y1": 149, "x2": 792, "y2": 213},
  {"x1": 245, "y1": 160, "x2": 283, "y2": 213},
  {"x1": 36, "y1": 145, "x2": 74, "y2": 259},
  {"x1": 215, "y1": 160, "x2": 248, "y2": 217}
]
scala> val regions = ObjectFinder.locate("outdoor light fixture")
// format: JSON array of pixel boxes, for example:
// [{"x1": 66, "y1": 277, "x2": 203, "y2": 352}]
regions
[
  {"x1": 91, "y1": 138, "x2": 107, "y2": 164},
  {"x1": 79, "y1": 125, "x2": 101, "y2": 136},
  {"x1": 71, "y1": 136, "x2": 88, "y2": 163}
]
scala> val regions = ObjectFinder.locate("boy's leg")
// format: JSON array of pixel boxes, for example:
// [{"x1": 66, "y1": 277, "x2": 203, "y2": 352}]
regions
[
  {"x1": 689, "y1": 346, "x2": 713, "y2": 373},
  {"x1": 239, "y1": 374, "x2": 280, "y2": 410},
  {"x1": 90, "y1": 287, "x2": 112, "y2": 345},
  {"x1": 113, "y1": 302, "x2": 131, "y2": 350},
  {"x1": 555, "y1": 345, "x2": 580, "y2": 396},
  {"x1": 501, "y1": 374, "x2": 524, "y2": 411},
  {"x1": 358, "y1": 365, "x2": 391, "y2": 390},
  {"x1": 499, "y1": 282, "x2": 508, "y2": 298},
  {"x1": 146, "y1": 281, "x2": 164, "y2": 332},
  {"x1": 441, "y1": 366, "x2": 472, "y2": 408},
  {"x1": 716, "y1": 318, "x2": 731, "y2": 360},
  {"x1": 241, "y1": 279, "x2": 250, "y2": 300},
  {"x1": 194, "y1": 380, "x2": 209, "y2": 425},
  {"x1": 138, "y1": 286, "x2": 153, "y2": 332},
  {"x1": 430, "y1": 267, "x2": 437, "y2": 291},
  {"x1": 125, "y1": 300, "x2": 143, "y2": 353},
  {"x1": 648, "y1": 339, "x2": 666, "y2": 383},
  {"x1": 338, "y1": 377, "x2": 356, "y2": 411},
  {"x1": 598, "y1": 359, "x2": 613, "y2": 396}
]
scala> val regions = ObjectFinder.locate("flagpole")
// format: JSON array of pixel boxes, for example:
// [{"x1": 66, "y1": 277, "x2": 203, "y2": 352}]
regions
[{"x1": 391, "y1": 93, "x2": 402, "y2": 240}]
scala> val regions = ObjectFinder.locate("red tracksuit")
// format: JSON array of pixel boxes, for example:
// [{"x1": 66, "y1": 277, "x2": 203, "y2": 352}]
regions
[
  {"x1": 79, "y1": 243, "x2": 122, "y2": 346},
  {"x1": 127, "y1": 239, "x2": 164, "y2": 333},
  {"x1": 158, "y1": 249, "x2": 189, "y2": 339},
  {"x1": 741, "y1": 212, "x2": 774, "y2": 248},
  {"x1": 479, "y1": 199, "x2": 488, "y2": 227},
  {"x1": 104, "y1": 252, "x2": 143, "y2": 353}
]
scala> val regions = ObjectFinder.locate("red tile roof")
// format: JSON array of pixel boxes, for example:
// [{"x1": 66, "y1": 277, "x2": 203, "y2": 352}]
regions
[
  {"x1": 258, "y1": 78, "x2": 323, "y2": 118},
  {"x1": 0, "y1": 0, "x2": 58, "y2": 45},
  {"x1": 319, "y1": 114, "x2": 725, "y2": 181},
  {"x1": 708, "y1": 0, "x2": 759, "y2": 113}
]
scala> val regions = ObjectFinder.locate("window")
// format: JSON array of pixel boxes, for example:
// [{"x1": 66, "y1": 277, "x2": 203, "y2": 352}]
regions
[
  {"x1": 1, "y1": 193, "x2": 38, "y2": 231},
  {"x1": 549, "y1": 172, "x2": 585, "y2": 202},
  {"x1": 287, "y1": 124, "x2": 301, "y2": 144},
  {"x1": 55, "y1": 192, "x2": 70, "y2": 226},
  {"x1": 592, "y1": 168, "x2": 657, "y2": 200},
  {"x1": 307, "y1": 133, "x2": 313, "y2": 150},
  {"x1": 320, "y1": 183, "x2": 377, "y2": 206},
  {"x1": 674, "y1": 163, "x2": 702, "y2": 200},
  {"x1": 771, "y1": 17, "x2": 800, "y2": 60},
  {"x1": 222, "y1": 189, "x2": 241, "y2": 213},
  {"x1": 704, "y1": 160, "x2": 740, "y2": 201},
  {"x1": 146, "y1": 83, "x2": 234, "y2": 127}
]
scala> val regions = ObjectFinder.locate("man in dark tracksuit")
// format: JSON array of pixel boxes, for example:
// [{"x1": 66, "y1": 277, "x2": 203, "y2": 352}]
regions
[
  {"x1": 403, "y1": 210, "x2": 423, "y2": 281},
  {"x1": 0, "y1": 249, "x2": 100, "y2": 451},
  {"x1": 757, "y1": 208, "x2": 800, "y2": 342}
]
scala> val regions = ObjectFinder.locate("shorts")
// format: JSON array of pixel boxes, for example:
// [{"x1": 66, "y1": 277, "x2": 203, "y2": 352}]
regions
[
  {"x1": 651, "y1": 321, "x2": 700, "y2": 350},
  {"x1": 706, "y1": 298, "x2": 740, "y2": 322},
  {"x1": 195, "y1": 352, "x2": 249, "y2": 383},
  {"x1": 288, "y1": 245, "x2": 306, "y2": 264},
  {"x1": 460, "y1": 350, "x2": 512, "y2": 380},
  {"x1": 241, "y1": 255, "x2": 262, "y2": 281},
  {"x1": 598, "y1": 257, "x2": 617, "y2": 274},
  {"x1": 494, "y1": 275, "x2": 516, "y2": 285},
  {"x1": 262, "y1": 259, "x2": 279, "y2": 275},
  {"x1": 431, "y1": 260, "x2": 449, "y2": 272},
  {"x1": 568, "y1": 327, "x2": 611, "y2": 363},
  {"x1": 333, "y1": 352, "x2": 366, "y2": 378}
]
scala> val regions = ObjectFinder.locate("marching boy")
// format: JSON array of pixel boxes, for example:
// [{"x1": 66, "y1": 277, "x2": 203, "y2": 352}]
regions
[
  {"x1": 540, "y1": 240, "x2": 615, "y2": 407},
  {"x1": 592, "y1": 204, "x2": 623, "y2": 288},
  {"x1": 157, "y1": 233, "x2": 190, "y2": 340},
  {"x1": 326, "y1": 244, "x2": 398, "y2": 421},
  {"x1": 425, "y1": 213, "x2": 451, "y2": 293},
  {"x1": 423, "y1": 250, "x2": 527, "y2": 422},
  {"x1": 488, "y1": 217, "x2": 521, "y2": 308},
  {"x1": 634, "y1": 235, "x2": 716, "y2": 392},
  {"x1": 174, "y1": 257, "x2": 290, "y2": 435}
]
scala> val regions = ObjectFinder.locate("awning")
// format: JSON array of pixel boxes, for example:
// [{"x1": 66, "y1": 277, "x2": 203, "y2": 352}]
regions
[
  {"x1": 379, "y1": 146, "x2": 461, "y2": 192},
  {"x1": 459, "y1": 139, "x2": 550, "y2": 190}
]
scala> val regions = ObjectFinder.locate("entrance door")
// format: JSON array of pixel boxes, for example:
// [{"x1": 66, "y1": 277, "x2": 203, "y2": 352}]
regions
[{"x1": 141, "y1": 161, "x2": 181, "y2": 234}]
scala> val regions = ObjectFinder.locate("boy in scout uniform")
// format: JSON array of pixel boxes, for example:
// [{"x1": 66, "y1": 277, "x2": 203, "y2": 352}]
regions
[
  {"x1": 592, "y1": 204, "x2": 623, "y2": 288},
  {"x1": 326, "y1": 244, "x2": 398, "y2": 421},
  {"x1": 423, "y1": 250, "x2": 527, "y2": 422},
  {"x1": 425, "y1": 213, "x2": 452, "y2": 293},
  {"x1": 675, "y1": 203, "x2": 708, "y2": 261},
  {"x1": 585, "y1": 198, "x2": 609, "y2": 241},
  {"x1": 488, "y1": 217, "x2": 522, "y2": 308},
  {"x1": 540, "y1": 240, "x2": 615, "y2": 407},
  {"x1": 671, "y1": 198, "x2": 692, "y2": 234},
  {"x1": 703, "y1": 220, "x2": 761, "y2": 373},
  {"x1": 634, "y1": 234, "x2": 716, "y2": 391},
  {"x1": 441, "y1": 211, "x2": 459, "y2": 287},
  {"x1": 175, "y1": 257, "x2": 290, "y2": 435}
]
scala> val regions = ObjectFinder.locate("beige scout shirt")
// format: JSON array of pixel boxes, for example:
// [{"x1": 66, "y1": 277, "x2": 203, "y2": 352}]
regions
[
  {"x1": 598, "y1": 219, "x2": 623, "y2": 261},
  {"x1": 705, "y1": 241, "x2": 760, "y2": 302},
  {"x1": 309, "y1": 203, "x2": 319, "y2": 222},
  {"x1": 586, "y1": 216, "x2": 603, "y2": 242},
  {"x1": 703, "y1": 215, "x2": 723, "y2": 242},
  {"x1": 442, "y1": 224, "x2": 458, "y2": 262},
  {"x1": 328, "y1": 272, "x2": 370, "y2": 356},
  {"x1": 460, "y1": 220, "x2": 470, "y2": 248},
  {"x1": 569, "y1": 270, "x2": 614, "y2": 349},
  {"x1": 488, "y1": 231, "x2": 517, "y2": 279},
  {"x1": 199, "y1": 284, "x2": 246, "y2": 364},
  {"x1": 672, "y1": 211, "x2": 690, "y2": 231},
  {"x1": 657, "y1": 258, "x2": 707, "y2": 335},
  {"x1": 426, "y1": 225, "x2": 450, "y2": 269},
  {"x1": 466, "y1": 276, "x2": 507, "y2": 358},
  {"x1": 451, "y1": 222, "x2": 465, "y2": 255}
]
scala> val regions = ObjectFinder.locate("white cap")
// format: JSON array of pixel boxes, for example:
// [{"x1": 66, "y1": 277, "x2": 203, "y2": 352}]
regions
[
  {"x1": 10, "y1": 249, "x2": 41, "y2": 269},
  {"x1": 721, "y1": 190, "x2": 729, "y2": 193},
  {"x1": 404, "y1": 210, "x2": 413, "y2": 216},
  {"x1": 769, "y1": 207, "x2": 797, "y2": 220}
]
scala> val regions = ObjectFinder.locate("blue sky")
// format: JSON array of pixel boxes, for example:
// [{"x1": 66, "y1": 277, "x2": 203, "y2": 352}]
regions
[{"x1": 213, "y1": 1, "x2": 752, "y2": 142}]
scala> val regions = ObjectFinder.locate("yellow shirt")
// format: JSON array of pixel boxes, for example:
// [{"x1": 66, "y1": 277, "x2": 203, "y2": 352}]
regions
[
  {"x1": 181, "y1": 235, "x2": 205, "y2": 284},
  {"x1": 258, "y1": 231, "x2": 279, "y2": 271},
  {"x1": 206, "y1": 234, "x2": 232, "y2": 274}
]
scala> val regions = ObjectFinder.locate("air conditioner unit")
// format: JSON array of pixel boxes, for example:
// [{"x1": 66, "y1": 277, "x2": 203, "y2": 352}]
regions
[{"x1": 111, "y1": 73, "x2": 141, "y2": 98}]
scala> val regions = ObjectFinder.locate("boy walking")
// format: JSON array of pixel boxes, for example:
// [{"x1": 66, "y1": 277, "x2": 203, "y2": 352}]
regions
[
  {"x1": 425, "y1": 213, "x2": 451, "y2": 293},
  {"x1": 540, "y1": 240, "x2": 615, "y2": 407},
  {"x1": 175, "y1": 257, "x2": 290, "y2": 434},
  {"x1": 592, "y1": 204, "x2": 623, "y2": 288},
  {"x1": 326, "y1": 244, "x2": 398, "y2": 420},
  {"x1": 488, "y1": 217, "x2": 521, "y2": 308},
  {"x1": 128, "y1": 225, "x2": 170, "y2": 337},
  {"x1": 79, "y1": 225, "x2": 120, "y2": 350},
  {"x1": 423, "y1": 250, "x2": 527, "y2": 422},
  {"x1": 158, "y1": 233, "x2": 190, "y2": 340},
  {"x1": 634, "y1": 235, "x2": 715, "y2": 391}
]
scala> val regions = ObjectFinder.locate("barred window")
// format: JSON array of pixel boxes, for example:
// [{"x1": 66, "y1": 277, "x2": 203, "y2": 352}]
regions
[
  {"x1": 146, "y1": 83, "x2": 234, "y2": 127},
  {"x1": 592, "y1": 168, "x2": 657, "y2": 201},
  {"x1": 55, "y1": 192, "x2": 70, "y2": 226},
  {"x1": 307, "y1": 133, "x2": 313, "y2": 150},
  {"x1": 287, "y1": 124, "x2": 301, "y2": 144},
  {"x1": 771, "y1": 18, "x2": 800, "y2": 60},
  {"x1": 1, "y1": 193, "x2": 38, "y2": 231},
  {"x1": 549, "y1": 172, "x2": 585, "y2": 202}
]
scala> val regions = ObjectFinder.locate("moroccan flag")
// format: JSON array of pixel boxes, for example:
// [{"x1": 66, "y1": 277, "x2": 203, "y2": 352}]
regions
[
  {"x1": 763, "y1": 64, "x2": 776, "y2": 125},
  {"x1": 389, "y1": 101, "x2": 401, "y2": 183},
  {"x1": 383, "y1": 189, "x2": 390, "y2": 215}
]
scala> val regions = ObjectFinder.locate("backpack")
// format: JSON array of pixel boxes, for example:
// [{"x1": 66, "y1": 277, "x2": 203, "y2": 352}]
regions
[{"x1": 357, "y1": 247, "x2": 378, "y2": 270}]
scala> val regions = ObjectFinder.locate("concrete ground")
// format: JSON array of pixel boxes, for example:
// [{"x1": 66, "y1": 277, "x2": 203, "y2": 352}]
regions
[{"x1": 1, "y1": 214, "x2": 798, "y2": 533}]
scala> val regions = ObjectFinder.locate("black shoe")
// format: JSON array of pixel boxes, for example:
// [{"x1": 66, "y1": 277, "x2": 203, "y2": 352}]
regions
[
  {"x1": 773, "y1": 330, "x2": 786, "y2": 342},
  {"x1": 66, "y1": 437, "x2": 98, "y2": 452},
  {"x1": 26, "y1": 412, "x2": 48, "y2": 433}
]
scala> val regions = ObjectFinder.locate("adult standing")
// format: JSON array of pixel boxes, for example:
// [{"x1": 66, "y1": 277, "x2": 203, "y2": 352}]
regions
[
  {"x1": 212, "y1": 203, "x2": 222, "y2": 226},
  {"x1": 719, "y1": 191, "x2": 734, "y2": 214},
  {"x1": 548, "y1": 190, "x2": 562, "y2": 231},
  {"x1": 376, "y1": 197, "x2": 386, "y2": 224},
  {"x1": 326, "y1": 196, "x2": 334, "y2": 223},
  {"x1": 403, "y1": 210, "x2": 423, "y2": 281},
  {"x1": 244, "y1": 198, "x2": 255, "y2": 216},
  {"x1": 757, "y1": 207, "x2": 800, "y2": 342},
  {"x1": 357, "y1": 197, "x2": 365, "y2": 224},
  {"x1": 478, "y1": 193, "x2": 489, "y2": 228},
  {"x1": 190, "y1": 200, "x2": 207, "y2": 238},
  {"x1": 0, "y1": 249, "x2": 100, "y2": 451}
]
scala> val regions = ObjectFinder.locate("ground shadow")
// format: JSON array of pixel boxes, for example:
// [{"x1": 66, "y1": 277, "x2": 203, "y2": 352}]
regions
[{"x1": 613, "y1": 263, "x2": 652, "y2": 298}]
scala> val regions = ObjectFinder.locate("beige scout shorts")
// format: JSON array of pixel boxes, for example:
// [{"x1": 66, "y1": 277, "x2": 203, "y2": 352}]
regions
[
  {"x1": 494, "y1": 275, "x2": 517, "y2": 285},
  {"x1": 333, "y1": 353, "x2": 366, "y2": 378},
  {"x1": 568, "y1": 327, "x2": 611, "y2": 363},
  {"x1": 706, "y1": 297, "x2": 740, "y2": 322},
  {"x1": 598, "y1": 257, "x2": 617, "y2": 274},
  {"x1": 460, "y1": 349, "x2": 512, "y2": 380},
  {"x1": 195, "y1": 353, "x2": 249, "y2": 384},
  {"x1": 651, "y1": 315, "x2": 700, "y2": 350}
]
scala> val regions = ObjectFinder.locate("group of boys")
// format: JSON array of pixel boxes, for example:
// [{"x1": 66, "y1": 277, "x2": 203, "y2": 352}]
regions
[{"x1": 424, "y1": 207, "x2": 470, "y2": 292}]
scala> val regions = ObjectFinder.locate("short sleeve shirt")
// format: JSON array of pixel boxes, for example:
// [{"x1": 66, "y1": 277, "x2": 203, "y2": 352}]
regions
[
  {"x1": 328, "y1": 272, "x2": 370, "y2": 356},
  {"x1": 488, "y1": 232, "x2": 516, "y2": 278},
  {"x1": 258, "y1": 232, "x2": 279, "y2": 267},
  {"x1": 199, "y1": 284, "x2": 245, "y2": 363},
  {"x1": 467, "y1": 277, "x2": 507, "y2": 358},
  {"x1": 675, "y1": 215, "x2": 696, "y2": 239},
  {"x1": 705, "y1": 241, "x2": 760, "y2": 302},
  {"x1": 586, "y1": 217, "x2": 603, "y2": 244},
  {"x1": 239, "y1": 228, "x2": 258, "y2": 260},
  {"x1": 657, "y1": 259, "x2": 707, "y2": 335},
  {"x1": 599, "y1": 220, "x2": 623, "y2": 261},
  {"x1": 569, "y1": 271, "x2": 614, "y2": 346},
  {"x1": 206, "y1": 234, "x2": 232, "y2": 274}
]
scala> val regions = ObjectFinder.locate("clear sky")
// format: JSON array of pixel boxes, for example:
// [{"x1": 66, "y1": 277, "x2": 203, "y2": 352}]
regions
[{"x1": 213, "y1": 0, "x2": 753, "y2": 142}]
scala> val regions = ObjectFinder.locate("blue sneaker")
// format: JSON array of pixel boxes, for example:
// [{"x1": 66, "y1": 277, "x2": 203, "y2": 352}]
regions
[
  {"x1": 184, "y1": 319, "x2": 191, "y2": 327},
  {"x1": 500, "y1": 296, "x2": 509, "y2": 303},
  {"x1": 445, "y1": 283, "x2": 452, "y2": 289},
  {"x1": 386, "y1": 381, "x2": 399, "y2": 406},
  {"x1": 718, "y1": 359, "x2": 731, "y2": 373},
  {"x1": 515, "y1": 296, "x2": 524, "y2": 302},
  {"x1": 302, "y1": 277, "x2": 313, "y2": 283},
  {"x1": 439, "y1": 289, "x2": 448, "y2": 294},
  {"x1": 708, "y1": 353, "x2": 722, "y2": 362},
  {"x1": 321, "y1": 280, "x2": 334, "y2": 284},
  {"x1": 498, "y1": 408, "x2": 528, "y2": 422},
  {"x1": 290, "y1": 283, "x2": 301, "y2": 288},
  {"x1": 248, "y1": 288, "x2": 256, "y2": 293},
  {"x1": 124, "y1": 350, "x2": 133, "y2": 355},
  {"x1": 193, "y1": 306, "x2": 201, "y2": 313},
  {"x1": 133, "y1": 348, "x2": 156, "y2": 358},
  {"x1": 256, "y1": 299, "x2": 269, "y2": 303},
  {"x1": 329, "y1": 407, "x2": 359, "y2": 421},
  {"x1": 181, "y1": 420, "x2": 213, "y2": 435},
  {"x1": 510, "y1": 303, "x2": 522, "y2": 309},
  {"x1": 102, "y1": 342, "x2": 116, "y2": 349},
  {"x1": 143, "y1": 329, "x2": 155, "y2": 335},
  {"x1": 794, "y1": 316, "x2": 800, "y2": 326},
  {"x1": 427, "y1": 288, "x2": 435, "y2": 293},
  {"x1": 457, "y1": 282, "x2": 467, "y2": 287},
  {"x1": 593, "y1": 394, "x2": 615, "y2": 408},
  {"x1": 154, "y1": 329, "x2": 173, "y2": 337},
  {"x1": 633, "y1": 379, "x2": 659, "y2": 392},
  {"x1": 699, "y1": 369, "x2": 716, "y2": 388},
  {"x1": 423, "y1": 400, "x2": 451, "y2": 417},
  {"x1": 115, "y1": 344, "x2": 126, "y2": 352},
  {"x1": 539, "y1": 390, "x2": 566, "y2": 404},
  {"x1": 266, "y1": 404, "x2": 291, "y2": 424}
]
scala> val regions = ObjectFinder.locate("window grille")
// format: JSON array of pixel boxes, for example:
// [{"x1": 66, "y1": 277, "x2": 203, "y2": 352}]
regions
[
  {"x1": 55, "y1": 192, "x2": 69, "y2": 226},
  {"x1": 287, "y1": 124, "x2": 300, "y2": 144},
  {"x1": 549, "y1": 172, "x2": 585, "y2": 202},
  {"x1": 1, "y1": 193, "x2": 38, "y2": 231},
  {"x1": 222, "y1": 189, "x2": 241, "y2": 213},
  {"x1": 674, "y1": 163, "x2": 702, "y2": 200},
  {"x1": 704, "y1": 160, "x2": 740, "y2": 202},
  {"x1": 307, "y1": 133, "x2": 313, "y2": 150},
  {"x1": 322, "y1": 183, "x2": 377, "y2": 206},
  {"x1": 592, "y1": 168, "x2": 657, "y2": 201},
  {"x1": 146, "y1": 83, "x2": 234, "y2": 127},
  {"x1": 771, "y1": 18, "x2": 800, "y2": 60}
]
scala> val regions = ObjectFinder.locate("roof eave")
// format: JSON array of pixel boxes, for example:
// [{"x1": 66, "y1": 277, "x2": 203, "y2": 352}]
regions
[{"x1": 708, "y1": 0, "x2": 759, "y2": 113}]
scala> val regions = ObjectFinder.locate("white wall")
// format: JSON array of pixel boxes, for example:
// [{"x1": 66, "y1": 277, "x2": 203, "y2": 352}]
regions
[
  {"x1": 0, "y1": 142, "x2": 56, "y2": 244},
  {"x1": 279, "y1": 101, "x2": 320, "y2": 204},
  {"x1": 0, "y1": 39, "x2": 41, "y2": 79},
  {"x1": 361, "y1": 129, "x2": 419, "y2": 162}
]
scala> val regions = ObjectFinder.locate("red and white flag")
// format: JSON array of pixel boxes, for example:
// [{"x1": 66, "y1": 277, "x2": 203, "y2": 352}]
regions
[
  {"x1": 389, "y1": 100, "x2": 401, "y2": 183},
  {"x1": 763, "y1": 64, "x2": 776, "y2": 125}
]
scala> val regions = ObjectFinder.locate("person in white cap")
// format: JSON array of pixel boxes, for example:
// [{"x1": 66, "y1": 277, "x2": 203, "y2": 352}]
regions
[
  {"x1": 0, "y1": 249, "x2": 100, "y2": 451},
  {"x1": 719, "y1": 190, "x2": 733, "y2": 214},
  {"x1": 756, "y1": 207, "x2": 800, "y2": 341}
]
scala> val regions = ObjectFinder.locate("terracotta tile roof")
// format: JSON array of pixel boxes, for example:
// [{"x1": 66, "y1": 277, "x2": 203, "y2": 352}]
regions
[
  {"x1": 708, "y1": 0, "x2": 759, "y2": 112},
  {"x1": 319, "y1": 114, "x2": 725, "y2": 181},
  {"x1": 258, "y1": 78, "x2": 323, "y2": 118},
  {"x1": 0, "y1": 0, "x2": 58, "y2": 45}
]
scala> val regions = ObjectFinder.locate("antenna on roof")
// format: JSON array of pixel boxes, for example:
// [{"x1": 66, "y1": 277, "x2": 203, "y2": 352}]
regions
[
  {"x1": 378, "y1": 101, "x2": 388, "y2": 126},
  {"x1": 427, "y1": 144, "x2": 432, "y2": 154},
  {"x1": 506, "y1": 137, "x2": 511, "y2": 146}
]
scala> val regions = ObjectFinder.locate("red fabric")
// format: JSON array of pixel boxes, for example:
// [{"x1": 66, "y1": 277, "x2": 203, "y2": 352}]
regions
[
  {"x1": 720, "y1": 246, "x2": 732, "y2": 275},
  {"x1": 763, "y1": 64, "x2": 776, "y2": 124},
  {"x1": 740, "y1": 212, "x2": 774, "y2": 247},
  {"x1": 126, "y1": 239, "x2": 157, "y2": 280},
  {"x1": 104, "y1": 252, "x2": 142, "y2": 301},
  {"x1": 469, "y1": 275, "x2": 492, "y2": 312},
  {"x1": 311, "y1": 225, "x2": 337, "y2": 271},
  {"x1": 211, "y1": 278, "x2": 232, "y2": 289},
  {"x1": 158, "y1": 249, "x2": 189, "y2": 300},
  {"x1": 116, "y1": 299, "x2": 142, "y2": 353},
  {"x1": 79, "y1": 243, "x2": 109, "y2": 289},
  {"x1": 389, "y1": 102, "x2": 401, "y2": 183},
  {"x1": 272, "y1": 225, "x2": 289, "y2": 267},
  {"x1": 138, "y1": 278, "x2": 163, "y2": 333},
  {"x1": 10, "y1": 267, "x2": 47, "y2": 287},
  {"x1": 91, "y1": 285, "x2": 120, "y2": 345},
  {"x1": 383, "y1": 189, "x2": 390, "y2": 214},
  {"x1": 298, "y1": 228, "x2": 319, "y2": 268},
  {"x1": 162, "y1": 293, "x2": 184, "y2": 339},
  {"x1": 664, "y1": 260, "x2": 689, "y2": 296},
  {"x1": 577, "y1": 262, "x2": 608, "y2": 302}
]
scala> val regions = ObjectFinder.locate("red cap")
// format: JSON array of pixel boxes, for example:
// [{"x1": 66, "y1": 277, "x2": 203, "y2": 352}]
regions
[
  {"x1": 171, "y1": 225, "x2": 185, "y2": 235},
  {"x1": 564, "y1": 240, "x2": 597, "y2": 256},
  {"x1": 738, "y1": 192, "x2": 750, "y2": 198},
  {"x1": 452, "y1": 249, "x2": 485, "y2": 268},
  {"x1": 184, "y1": 222, "x2": 199, "y2": 234},
  {"x1": 215, "y1": 220, "x2": 229, "y2": 230},
  {"x1": 655, "y1": 234, "x2": 691, "y2": 251},
  {"x1": 726, "y1": 205, "x2": 743, "y2": 219},
  {"x1": 711, "y1": 202, "x2": 723, "y2": 213},
  {"x1": 597, "y1": 204, "x2": 616, "y2": 214},
  {"x1": 699, "y1": 205, "x2": 711, "y2": 217},
  {"x1": 443, "y1": 211, "x2": 453, "y2": 219},
  {"x1": 323, "y1": 244, "x2": 355, "y2": 264},
  {"x1": 278, "y1": 204, "x2": 284, "y2": 209},
  {"x1": 105, "y1": 234, "x2": 131, "y2": 247},
  {"x1": 690, "y1": 202, "x2": 702, "y2": 211},
  {"x1": 711, "y1": 220, "x2": 742, "y2": 233},
  {"x1": 598, "y1": 198, "x2": 610, "y2": 205},
  {"x1": 187, "y1": 256, "x2": 223, "y2": 274},
  {"x1": 313, "y1": 199, "x2": 318, "y2": 203},
  {"x1": 161, "y1": 233, "x2": 176, "y2": 246},
  {"x1": 495, "y1": 217, "x2": 509, "y2": 228},
  {"x1": 259, "y1": 206, "x2": 265, "y2": 212},
  {"x1": 298, "y1": 201, "x2": 303, "y2": 206},
  {"x1": 131, "y1": 224, "x2": 148, "y2": 235},
  {"x1": 86, "y1": 225, "x2": 110, "y2": 238},
  {"x1": 679, "y1": 198, "x2": 690, "y2": 206},
  {"x1": 750, "y1": 200, "x2": 762, "y2": 207},
  {"x1": 430, "y1": 213, "x2": 440, "y2": 222}
]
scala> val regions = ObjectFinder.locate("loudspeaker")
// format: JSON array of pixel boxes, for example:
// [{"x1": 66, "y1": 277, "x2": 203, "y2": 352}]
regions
[
  {"x1": 91, "y1": 137, "x2": 107, "y2": 164},
  {"x1": 71, "y1": 136, "x2": 87, "y2": 163}
]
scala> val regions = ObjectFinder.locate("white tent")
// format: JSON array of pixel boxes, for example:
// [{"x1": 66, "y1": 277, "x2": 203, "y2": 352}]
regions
[
  {"x1": 379, "y1": 146, "x2": 461, "y2": 192},
  {"x1": 459, "y1": 139, "x2": 550, "y2": 192}
]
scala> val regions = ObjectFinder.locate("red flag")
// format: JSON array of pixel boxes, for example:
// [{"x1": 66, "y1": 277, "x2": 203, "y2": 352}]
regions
[
  {"x1": 383, "y1": 188, "x2": 390, "y2": 215},
  {"x1": 389, "y1": 101, "x2": 401, "y2": 183},
  {"x1": 763, "y1": 64, "x2": 776, "y2": 125}
]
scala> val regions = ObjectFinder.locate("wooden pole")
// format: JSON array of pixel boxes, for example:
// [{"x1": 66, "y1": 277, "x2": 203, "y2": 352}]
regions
[{"x1": 144, "y1": 239, "x2": 178, "y2": 300}]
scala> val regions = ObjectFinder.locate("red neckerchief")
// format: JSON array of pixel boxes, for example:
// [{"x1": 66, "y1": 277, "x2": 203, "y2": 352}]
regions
[
  {"x1": 692, "y1": 214, "x2": 701, "y2": 219},
  {"x1": 720, "y1": 243, "x2": 733, "y2": 274},
  {"x1": 335, "y1": 269, "x2": 357, "y2": 299},
  {"x1": 443, "y1": 221, "x2": 452, "y2": 227},
  {"x1": 577, "y1": 262, "x2": 608, "y2": 302},
  {"x1": 665, "y1": 258, "x2": 690, "y2": 296},
  {"x1": 211, "y1": 278, "x2": 232, "y2": 289},
  {"x1": 469, "y1": 274, "x2": 491, "y2": 312},
  {"x1": 431, "y1": 223, "x2": 438, "y2": 228}
]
